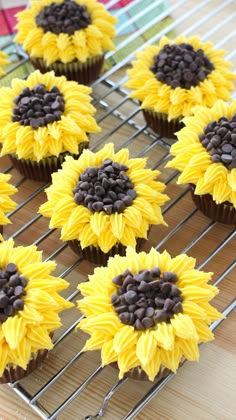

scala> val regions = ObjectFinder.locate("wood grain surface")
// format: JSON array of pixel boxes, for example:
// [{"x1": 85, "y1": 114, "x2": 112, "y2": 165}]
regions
[{"x1": 0, "y1": 0, "x2": 236, "y2": 419}]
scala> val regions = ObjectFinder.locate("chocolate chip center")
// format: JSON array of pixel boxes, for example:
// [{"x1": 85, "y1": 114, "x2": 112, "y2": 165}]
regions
[
  {"x1": 12, "y1": 84, "x2": 65, "y2": 128},
  {"x1": 36, "y1": 0, "x2": 91, "y2": 35},
  {"x1": 0, "y1": 262, "x2": 28, "y2": 323},
  {"x1": 150, "y1": 42, "x2": 214, "y2": 89},
  {"x1": 112, "y1": 267, "x2": 183, "y2": 330},
  {"x1": 199, "y1": 115, "x2": 236, "y2": 169},
  {"x1": 73, "y1": 160, "x2": 137, "y2": 214}
]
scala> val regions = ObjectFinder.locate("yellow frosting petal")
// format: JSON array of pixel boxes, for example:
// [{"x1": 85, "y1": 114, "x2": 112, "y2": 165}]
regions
[
  {"x1": 171, "y1": 313, "x2": 199, "y2": 340},
  {"x1": 153, "y1": 323, "x2": 175, "y2": 350},
  {"x1": 113, "y1": 325, "x2": 138, "y2": 353},
  {"x1": 2, "y1": 317, "x2": 26, "y2": 349}
]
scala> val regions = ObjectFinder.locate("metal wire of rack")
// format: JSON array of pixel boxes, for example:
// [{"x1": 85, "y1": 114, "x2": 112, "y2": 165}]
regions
[{"x1": 0, "y1": 0, "x2": 236, "y2": 419}]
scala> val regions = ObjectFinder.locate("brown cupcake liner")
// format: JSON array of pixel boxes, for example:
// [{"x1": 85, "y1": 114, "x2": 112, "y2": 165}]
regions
[
  {"x1": 190, "y1": 184, "x2": 236, "y2": 225},
  {"x1": 8, "y1": 141, "x2": 88, "y2": 182},
  {"x1": 142, "y1": 109, "x2": 183, "y2": 140},
  {"x1": 30, "y1": 56, "x2": 105, "y2": 85},
  {"x1": 110, "y1": 362, "x2": 170, "y2": 381},
  {"x1": 67, "y1": 234, "x2": 149, "y2": 265},
  {"x1": 111, "y1": 357, "x2": 185, "y2": 381},
  {"x1": 0, "y1": 225, "x2": 3, "y2": 234},
  {"x1": 0, "y1": 347, "x2": 49, "y2": 384}
]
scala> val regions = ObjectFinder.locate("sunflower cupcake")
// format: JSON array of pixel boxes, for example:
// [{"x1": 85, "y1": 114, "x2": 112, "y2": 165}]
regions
[
  {"x1": 166, "y1": 100, "x2": 236, "y2": 224},
  {"x1": 0, "y1": 70, "x2": 100, "y2": 182},
  {"x1": 39, "y1": 143, "x2": 169, "y2": 264},
  {"x1": 125, "y1": 35, "x2": 236, "y2": 140},
  {"x1": 0, "y1": 238, "x2": 73, "y2": 383},
  {"x1": 15, "y1": 0, "x2": 117, "y2": 85},
  {"x1": 77, "y1": 246, "x2": 222, "y2": 381},
  {"x1": 0, "y1": 51, "x2": 8, "y2": 77},
  {"x1": 0, "y1": 173, "x2": 17, "y2": 238}
]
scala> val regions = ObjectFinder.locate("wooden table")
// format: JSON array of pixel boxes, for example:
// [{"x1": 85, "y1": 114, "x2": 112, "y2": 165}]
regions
[{"x1": 0, "y1": 0, "x2": 236, "y2": 419}]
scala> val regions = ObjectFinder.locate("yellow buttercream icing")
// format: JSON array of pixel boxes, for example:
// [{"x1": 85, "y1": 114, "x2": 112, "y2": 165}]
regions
[
  {"x1": 39, "y1": 143, "x2": 169, "y2": 252},
  {"x1": 0, "y1": 70, "x2": 100, "y2": 161},
  {"x1": 167, "y1": 99, "x2": 236, "y2": 207},
  {"x1": 76, "y1": 247, "x2": 222, "y2": 381},
  {"x1": 0, "y1": 238, "x2": 73, "y2": 377},
  {"x1": 0, "y1": 51, "x2": 8, "y2": 77},
  {"x1": 15, "y1": 0, "x2": 117, "y2": 66},
  {"x1": 0, "y1": 173, "x2": 17, "y2": 227},
  {"x1": 125, "y1": 35, "x2": 236, "y2": 120}
]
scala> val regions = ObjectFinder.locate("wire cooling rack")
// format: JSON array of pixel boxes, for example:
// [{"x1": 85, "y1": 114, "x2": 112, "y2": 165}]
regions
[{"x1": 0, "y1": 0, "x2": 236, "y2": 419}]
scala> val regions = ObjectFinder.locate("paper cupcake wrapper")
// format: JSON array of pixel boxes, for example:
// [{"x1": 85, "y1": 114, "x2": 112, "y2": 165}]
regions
[
  {"x1": 8, "y1": 142, "x2": 88, "y2": 182},
  {"x1": 67, "y1": 233, "x2": 150, "y2": 265},
  {"x1": 190, "y1": 184, "x2": 236, "y2": 225},
  {"x1": 30, "y1": 56, "x2": 105, "y2": 85},
  {"x1": 142, "y1": 109, "x2": 183, "y2": 140},
  {"x1": 0, "y1": 348, "x2": 49, "y2": 384}
]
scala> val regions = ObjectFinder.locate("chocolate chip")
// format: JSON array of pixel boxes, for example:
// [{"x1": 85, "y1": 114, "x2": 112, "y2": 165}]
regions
[
  {"x1": 4, "y1": 305, "x2": 14, "y2": 316},
  {"x1": 173, "y1": 302, "x2": 183, "y2": 314},
  {"x1": 0, "y1": 278, "x2": 7, "y2": 287},
  {"x1": 0, "y1": 294, "x2": 9, "y2": 308},
  {"x1": 124, "y1": 290, "x2": 138, "y2": 304},
  {"x1": 111, "y1": 294, "x2": 120, "y2": 305},
  {"x1": 134, "y1": 307, "x2": 146, "y2": 319},
  {"x1": 163, "y1": 298, "x2": 175, "y2": 311},
  {"x1": 135, "y1": 319, "x2": 145, "y2": 330},
  {"x1": 6, "y1": 263, "x2": 17, "y2": 274},
  {"x1": 162, "y1": 271, "x2": 178, "y2": 282},
  {"x1": 160, "y1": 282, "x2": 172, "y2": 296},
  {"x1": 154, "y1": 310, "x2": 169, "y2": 322},
  {"x1": 150, "y1": 267, "x2": 161, "y2": 277},
  {"x1": 138, "y1": 281, "x2": 149, "y2": 292},
  {"x1": 112, "y1": 274, "x2": 123, "y2": 286},
  {"x1": 170, "y1": 285, "x2": 182, "y2": 297},
  {"x1": 145, "y1": 307, "x2": 154, "y2": 317},
  {"x1": 103, "y1": 204, "x2": 113, "y2": 215},
  {"x1": 9, "y1": 274, "x2": 20, "y2": 287},
  {"x1": 119, "y1": 312, "x2": 130, "y2": 324},
  {"x1": 128, "y1": 304, "x2": 137, "y2": 312},
  {"x1": 14, "y1": 285, "x2": 24, "y2": 297}
]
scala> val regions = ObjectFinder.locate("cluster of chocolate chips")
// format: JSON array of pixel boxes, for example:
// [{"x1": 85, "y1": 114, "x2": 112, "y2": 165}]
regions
[
  {"x1": 112, "y1": 267, "x2": 183, "y2": 330},
  {"x1": 0, "y1": 263, "x2": 28, "y2": 323},
  {"x1": 36, "y1": 0, "x2": 91, "y2": 35},
  {"x1": 199, "y1": 115, "x2": 236, "y2": 169},
  {"x1": 150, "y1": 42, "x2": 214, "y2": 89},
  {"x1": 12, "y1": 84, "x2": 65, "y2": 129},
  {"x1": 73, "y1": 160, "x2": 137, "y2": 214}
]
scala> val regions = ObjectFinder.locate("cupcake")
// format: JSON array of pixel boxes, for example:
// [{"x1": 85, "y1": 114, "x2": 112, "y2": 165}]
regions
[
  {"x1": 15, "y1": 0, "x2": 117, "y2": 85},
  {"x1": 166, "y1": 100, "x2": 236, "y2": 224},
  {"x1": 0, "y1": 238, "x2": 73, "y2": 383},
  {"x1": 0, "y1": 173, "x2": 17, "y2": 238},
  {"x1": 77, "y1": 247, "x2": 222, "y2": 381},
  {"x1": 125, "y1": 35, "x2": 236, "y2": 140},
  {"x1": 39, "y1": 143, "x2": 169, "y2": 264},
  {"x1": 0, "y1": 70, "x2": 100, "y2": 182},
  {"x1": 0, "y1": 51, "x2": 8, "y2": 77}
]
